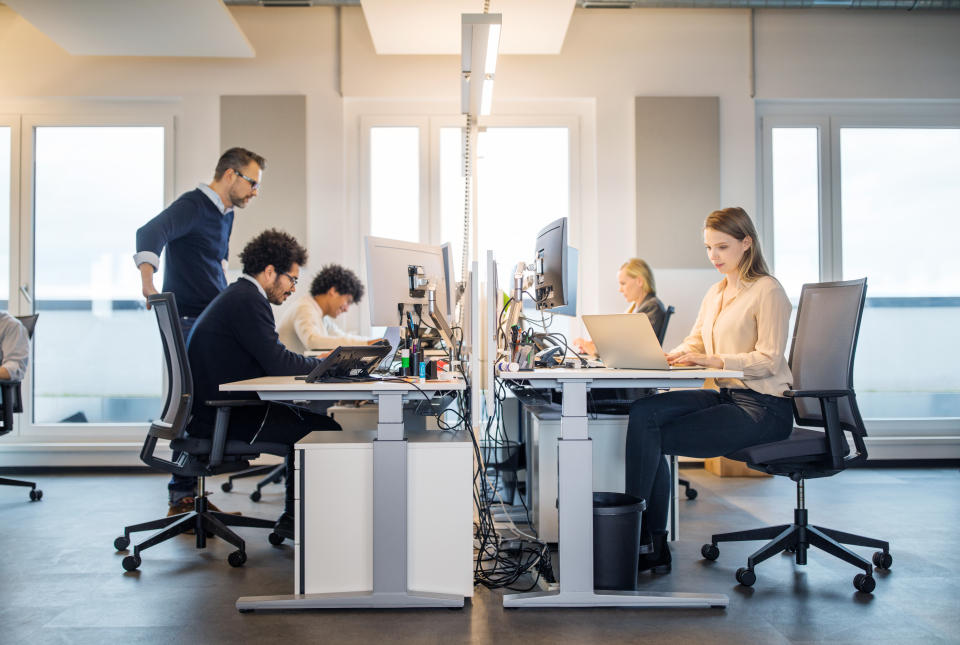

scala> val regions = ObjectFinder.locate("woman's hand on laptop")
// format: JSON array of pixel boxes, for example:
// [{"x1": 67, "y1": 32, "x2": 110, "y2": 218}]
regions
[
  {"x1": 572, "y1": 337, "x2": 596, "y2": 355},
  {"x1": 666, "y1": 351, "x2": 723, "y2": 368}
]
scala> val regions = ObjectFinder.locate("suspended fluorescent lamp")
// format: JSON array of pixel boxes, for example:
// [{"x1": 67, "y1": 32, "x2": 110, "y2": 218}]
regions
[{"x1": 461, "y1": 13, "x2": 502, "y2": 117}]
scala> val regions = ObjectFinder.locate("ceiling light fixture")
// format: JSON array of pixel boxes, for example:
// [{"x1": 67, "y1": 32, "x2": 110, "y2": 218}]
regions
[{"x1": 461, "y1": 13, "x2": 502, "y2": 117}]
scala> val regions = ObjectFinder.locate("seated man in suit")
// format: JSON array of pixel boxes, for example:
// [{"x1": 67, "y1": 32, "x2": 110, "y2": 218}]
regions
[
  {"x1": 0, "y1": 312, "x2": 29, "y2": 382},
  {"x1": 188, "y1": 228, "x2": 340, "y2": 538},
  {"x1": 277, "y1": 264, "x2": 375, "y2": 353}
]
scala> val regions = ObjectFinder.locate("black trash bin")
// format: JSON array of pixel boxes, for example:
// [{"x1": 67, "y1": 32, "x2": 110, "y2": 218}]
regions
[{"x1": 593, "y1": 492, "x2": 646, "y2": 591}]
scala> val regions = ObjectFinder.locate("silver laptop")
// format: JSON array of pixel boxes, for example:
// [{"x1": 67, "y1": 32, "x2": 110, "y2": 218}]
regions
[{"x1": 581, "y1": 313, "x2": 699, "y2": 370}]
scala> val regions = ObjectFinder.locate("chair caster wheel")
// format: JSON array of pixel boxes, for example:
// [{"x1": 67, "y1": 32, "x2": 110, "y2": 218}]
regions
[
  {"x1": 783, "y1": 546, "x2": 796, "y2": 554},
  {"x1": 228, "y1": 550, "x2": 247, "y2": 567},
  {"x1": 872, "y1": 551, "x2": 892, "y2": 570},
  {"x1": 122, "y1": 555, "x2": 141, "y2": 571},
  {"x1": 250, "y1": 490, "x2": 262, "y2": 502},
  {"x1": 685, "y1": 488, "x2": 698, "y2": 500},
  {"x1": 221, "y1": 482, "x2": 233, "y2": 492},
  {"x1": 854, "y1": 573, "x2": 875, "y2": 593},
  {"x1": 701, "y1": 544, "x2": 719, "y2": 561},
  {"x1": 268, "y1": 532, "x2": 285, "y2": 546},
  {"x1": 29, "y1": 489, "x2": 42, "y2": 501},
  {"x1": 735, "y1": 567, "x2": 756, "y2": 587},
  {"x1": 114, "y1": 536, "x2": 130, "y2": 551}
]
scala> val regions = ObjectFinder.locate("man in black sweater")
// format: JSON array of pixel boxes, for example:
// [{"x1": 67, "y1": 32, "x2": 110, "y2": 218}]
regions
[{"x1": 188, "y1": 229, "x2": 340, "y2": 538}]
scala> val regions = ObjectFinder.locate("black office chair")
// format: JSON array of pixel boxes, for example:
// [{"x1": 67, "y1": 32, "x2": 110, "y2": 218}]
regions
[
  {"x1": 0, "y1": 314, "x2": 42, "y2": 501},
  {"x1": 114, "y1": 293, "x2": 288, "y2": 571},
  {"x1": 701, "y1": 279, "x2": 890, "y2": 593}
]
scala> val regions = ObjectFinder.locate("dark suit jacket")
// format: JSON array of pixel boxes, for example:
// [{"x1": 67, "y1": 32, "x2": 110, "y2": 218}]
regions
[{"x1": 187, "y1": 278, "x2": 320, "y2": 436}]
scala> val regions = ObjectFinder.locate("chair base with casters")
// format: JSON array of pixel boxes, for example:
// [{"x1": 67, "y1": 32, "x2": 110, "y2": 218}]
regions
[
  {"x1": 702, "y1": 475, "x2": 891, "y2": 593},
  {"x1": 678, "y1": 477, "x2": 697, "y2": 500},
  {"x1": 221, "y1": 462, "x2": 285, "y2": 502},
  {"x1": 0, "y1": 476, "x2": 42, "y2": 501},
  {"x1": 114, "y1": 475, "x2": 284, "y2": 571}
]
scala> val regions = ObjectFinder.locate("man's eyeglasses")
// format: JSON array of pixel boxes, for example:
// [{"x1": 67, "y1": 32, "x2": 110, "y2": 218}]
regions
[
  {"x1": 234, "y1": 169, "x2": 260, "y2": 191},
  {"x1": 281, "y1": 272, "x2": 298, "y2": 286}
]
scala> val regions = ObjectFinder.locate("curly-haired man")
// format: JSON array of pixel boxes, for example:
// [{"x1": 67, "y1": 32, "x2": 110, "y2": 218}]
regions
[
  {"x1": 278, "y1": 264, "x2": 378, "y2": 353},
  {"x1": 187, "y1": 229, "x2": 340, "y2": 538}
]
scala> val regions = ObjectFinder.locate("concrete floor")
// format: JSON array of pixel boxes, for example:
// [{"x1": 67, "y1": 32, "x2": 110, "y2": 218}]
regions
[{"x1": 0, "y1": 465, "x2": 957, "y2": 644}]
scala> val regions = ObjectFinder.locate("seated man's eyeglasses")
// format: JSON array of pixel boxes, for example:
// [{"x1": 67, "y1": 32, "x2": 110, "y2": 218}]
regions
[{"x1": 282, "y1": 272, "x2": 298, "y2": 286}]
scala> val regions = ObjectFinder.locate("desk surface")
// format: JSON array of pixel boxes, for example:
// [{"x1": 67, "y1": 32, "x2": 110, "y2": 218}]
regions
[
  {"x1": 498, "y1": 367, "x2": 741, "y2": 380},
  {"x1": 220, "y1": 375, "x2": 465, "y2": 393}
]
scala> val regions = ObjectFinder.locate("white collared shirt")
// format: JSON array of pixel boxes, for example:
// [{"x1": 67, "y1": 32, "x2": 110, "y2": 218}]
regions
[{"x1": 239, "y1": 274, "x2": 268, "y2": 300}]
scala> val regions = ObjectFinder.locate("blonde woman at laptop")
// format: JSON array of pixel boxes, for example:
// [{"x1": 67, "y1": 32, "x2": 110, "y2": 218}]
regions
[
  {"x1": 625, "y1": 207, "x2": 794, "y2": 576},
  {"x1": 573, "y1": 258, "x2": 667, "y2": 355}
]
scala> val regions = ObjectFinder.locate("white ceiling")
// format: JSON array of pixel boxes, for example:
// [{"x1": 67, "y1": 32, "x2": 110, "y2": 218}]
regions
[
  {"x1": 360, "y1": 0, "x2": 576, "y2": 55},
  {"x1": 3, "y1": 0, "x2": 254, "y2": 57}
]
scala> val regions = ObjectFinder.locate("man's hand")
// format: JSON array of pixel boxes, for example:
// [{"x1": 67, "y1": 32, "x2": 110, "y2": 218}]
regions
[{"x1": 139, "y1": 264, "x2": 159, "y2": 309}]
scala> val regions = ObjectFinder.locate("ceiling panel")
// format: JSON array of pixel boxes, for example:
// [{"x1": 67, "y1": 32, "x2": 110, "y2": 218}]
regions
[
  {"x1": 3, "y1": 0, "x2": 254, "y2": 57},
  {"x1": 360, "y1": 0, "x2": 576, "y2": 54}
]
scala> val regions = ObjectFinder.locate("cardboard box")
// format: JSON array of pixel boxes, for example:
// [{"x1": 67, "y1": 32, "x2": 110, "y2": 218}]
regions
[{"x1": 704, "y1": 456, "x2": 772, "y2": 478}]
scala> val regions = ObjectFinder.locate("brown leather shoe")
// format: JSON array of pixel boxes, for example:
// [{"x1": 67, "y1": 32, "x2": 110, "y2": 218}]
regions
[{"x1": 167, "y1": 496, "x2": 242, "y2": 518}]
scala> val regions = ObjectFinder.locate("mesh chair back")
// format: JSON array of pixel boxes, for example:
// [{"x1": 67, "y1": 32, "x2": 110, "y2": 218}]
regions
[
  {"x1": 15, "y1": 314, "x2": 39, "y2": 340},
  {"x1": 148, "y1": 293, "x2": 192, "y2": 441},
  {"x1": 788, "y1": 279, "x2": 867, "y2": 435}
]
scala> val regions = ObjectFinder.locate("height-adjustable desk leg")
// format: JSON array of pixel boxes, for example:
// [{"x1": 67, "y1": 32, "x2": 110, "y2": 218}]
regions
[{"x1": 504, "y1": 379, "x2": 727, "y2": 609}]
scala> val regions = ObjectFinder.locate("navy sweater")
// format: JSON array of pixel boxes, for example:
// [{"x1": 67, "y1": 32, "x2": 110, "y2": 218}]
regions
[
  {"x1": 136, "y1": 189, "x2": 234, "y2": 317},
  {"x1": 187, "y1": 279, "x2": 320, "y2": 433}
]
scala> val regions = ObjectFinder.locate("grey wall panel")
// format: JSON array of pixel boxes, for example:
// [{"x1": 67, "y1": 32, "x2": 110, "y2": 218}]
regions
[
  {"x1": 635, "y1": 97, "x2": 719, "y2": 269},
  {"x1": 220, "y1": 95, "x2": 306, "y2": 268}
]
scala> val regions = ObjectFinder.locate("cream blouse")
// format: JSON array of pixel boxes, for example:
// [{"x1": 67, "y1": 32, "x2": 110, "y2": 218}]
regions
[{"x1": 670, "y1": 275, "x2": 793, "y2": 397}]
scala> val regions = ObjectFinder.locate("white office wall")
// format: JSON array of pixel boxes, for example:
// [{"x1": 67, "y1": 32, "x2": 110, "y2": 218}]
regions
[{"x1": 0, "y1": 6, "x2": 344, "y2": 273}]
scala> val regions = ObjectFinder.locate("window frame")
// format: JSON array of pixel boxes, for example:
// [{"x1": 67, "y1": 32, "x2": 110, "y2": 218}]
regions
[{"x1": 11, "y1": 109, "x2": 174, "y2": 444}]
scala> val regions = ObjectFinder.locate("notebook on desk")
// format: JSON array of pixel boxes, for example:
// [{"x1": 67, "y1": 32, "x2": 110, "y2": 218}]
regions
[{"x1": 581, "y1": 313, "x2": 701, "y2": 370}]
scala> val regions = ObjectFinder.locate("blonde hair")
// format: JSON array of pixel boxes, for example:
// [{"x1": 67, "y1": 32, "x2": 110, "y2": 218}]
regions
[
  {"x1": 620, "y1": 258, "x2": 656, "y2": 296},
  {"x1": 704, "y1": 207, "x2": 770, "y2": 283}
]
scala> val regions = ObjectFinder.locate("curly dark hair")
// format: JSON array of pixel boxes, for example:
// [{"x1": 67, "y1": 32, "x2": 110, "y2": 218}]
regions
[
  {"x1": 310, "y1": 264, "x2": 365, "y2": 303},
  {"x1": 239, "y1": 229, "x2": 308, "y2": 276},
  {"x1": 214, "y1": 147, "x2": 266, "y2": 181}
]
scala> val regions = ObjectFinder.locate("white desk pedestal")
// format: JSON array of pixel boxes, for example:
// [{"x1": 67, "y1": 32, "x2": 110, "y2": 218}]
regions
[{"x1": 230, "y1": 382, "x2": 470, "y2": 612}]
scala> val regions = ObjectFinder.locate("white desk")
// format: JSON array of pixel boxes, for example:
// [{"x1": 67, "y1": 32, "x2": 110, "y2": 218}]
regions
[
  {"x1": 499, "y1": 367, "x2": 740, "y2": 609},
  {"x1": 220, "y1": 375, "x2": 467, "y2": 611}
]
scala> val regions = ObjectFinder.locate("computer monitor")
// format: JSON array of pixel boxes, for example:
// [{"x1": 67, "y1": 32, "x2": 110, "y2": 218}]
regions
[
  {"x1": 441, "y1": 242, "x2": 457, "y2": 317},
  {"x1": 365, "y1": 236, "x2": 450, "y2": 327},
  {"x1": 533, "y1": 217, "x2": 577, "y2": 315}
]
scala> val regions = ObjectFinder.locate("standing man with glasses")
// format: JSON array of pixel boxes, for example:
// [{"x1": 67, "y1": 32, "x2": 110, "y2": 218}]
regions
[{"x1": 134, "y1": 147, "x2": 265, "y2": 517}]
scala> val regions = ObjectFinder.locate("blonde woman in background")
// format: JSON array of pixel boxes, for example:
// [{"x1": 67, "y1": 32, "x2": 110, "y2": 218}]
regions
[{"x1": 573, "y1": 258, "x2": 667, "y2": 355}]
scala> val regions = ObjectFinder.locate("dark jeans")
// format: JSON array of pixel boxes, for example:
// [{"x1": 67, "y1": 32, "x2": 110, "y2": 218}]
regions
[
  {"x1": 169, "y1": 316, "x2": 199, "y2": 504},
  {"x1": 625, "y1": 388, "x2": 793, "y2": 534}
]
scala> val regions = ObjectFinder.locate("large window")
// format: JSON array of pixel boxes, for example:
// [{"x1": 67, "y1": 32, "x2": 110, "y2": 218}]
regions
[
  {"x1": 762, "y1": 108, "x2": 960, "y2": 425},
  {"x1": 31, "y1": 125, "x2": 168, "y2": 425},
  {"x1": 366, "y1": 120, "x2": 573, "y2": 336}
]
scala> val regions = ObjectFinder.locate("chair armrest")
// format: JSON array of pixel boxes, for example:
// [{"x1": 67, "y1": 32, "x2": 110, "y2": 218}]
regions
[
  {"x1": 205, "y1": 399, "x2": 268, "y2": 408},
  {"x1": 782, "y1": 389, "x2": 852, "y2": 399}
]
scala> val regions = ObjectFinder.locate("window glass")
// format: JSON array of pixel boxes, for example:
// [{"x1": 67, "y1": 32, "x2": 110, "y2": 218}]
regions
[
  {"x1": 33, "y1": 126, "x2": 165, "y2": 424},
  {"x1": 370, "y1": 127, "x2": 419, "y2": 242},
  {"x1": 840, "y1": 127, "x2": 960, "y2": 418},
  {"x1": 771, "y1": 128, "x2": 820, "y2": 299}
]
